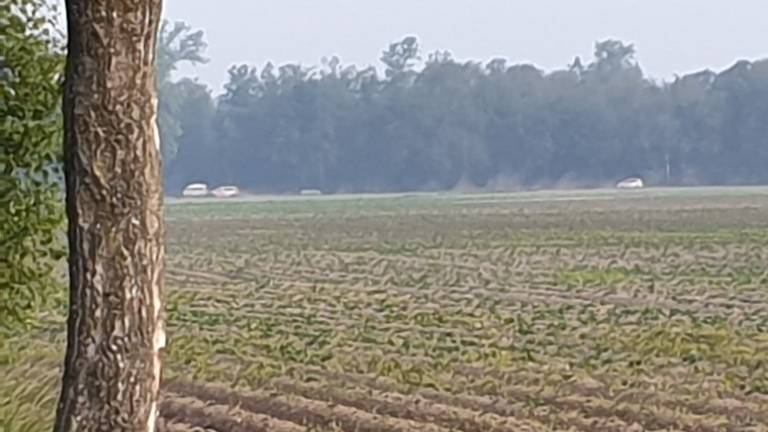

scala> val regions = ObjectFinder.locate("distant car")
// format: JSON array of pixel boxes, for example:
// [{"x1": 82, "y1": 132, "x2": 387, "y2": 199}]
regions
[
  {"x1": 212, "y1": 185, "x2": 240, "y2": 198},
  {"x1": 300, "y1": 189, "x2": 323, "y2": 196},
  {"x1": 182, "y1": 183, "x2": 209, "y2": 197},
  {"x1": 616, "y1": 177, "x2": 644, "y2": 189}
]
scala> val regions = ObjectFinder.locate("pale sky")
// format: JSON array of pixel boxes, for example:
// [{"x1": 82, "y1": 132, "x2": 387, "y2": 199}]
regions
[{"x1": 60, "y1": 1, "x2": 768, "y2": 94}]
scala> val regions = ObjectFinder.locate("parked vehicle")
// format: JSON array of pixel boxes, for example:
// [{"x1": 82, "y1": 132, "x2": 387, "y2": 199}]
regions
[
  {"x1": 300, "y1": 189, "x2": 323, "y2": 196},
  {"x1": 182, "y1": 183, "x2": 209, "y2": 197},
  {"x1": 212, "y1": 185, "x2": 240, "y2": 198},
  {"x1": 616, "y1": 177, "x2": 644, "y2": 189}
]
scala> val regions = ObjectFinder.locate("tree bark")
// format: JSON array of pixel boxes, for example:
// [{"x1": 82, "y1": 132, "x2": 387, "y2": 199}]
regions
[{"x1": 54, "y1": 1, "x2": 165, "y2": 432}]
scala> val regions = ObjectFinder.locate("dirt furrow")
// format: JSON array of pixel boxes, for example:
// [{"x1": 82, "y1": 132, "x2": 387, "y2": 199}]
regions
[
  {"x1": 165, "y1": 380, "x2": 459, "y2": 432},
  {"x1": 299, "y1": 368, "x2": 741, "y2": 432},
  {"x1": 269, "y1": 378, "x2": 548, "y2": 432},
  {"x1": 157, "y1": 417, "x2": 214, "y2": 432},
  {"x1": 160, "y1": 394, "x2": 307, "y2": 432}
]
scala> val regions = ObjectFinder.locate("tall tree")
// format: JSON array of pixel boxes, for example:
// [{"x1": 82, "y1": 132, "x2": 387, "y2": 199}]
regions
[
  {"x1": 53, "y1": 1, "x2": 166, "y2": 431},
  {"x1": 156, "y1": 20, "x2": 208, "y2": 84},
  {"x1": 381, "y1": 36, "x2": 421, "y2": 80},
  {"x1": 164, "y1": 78, "x2": 216, "y2": 193},
  {"x1": 156, "y1": 20, "x2": 208, "y2": 164}
]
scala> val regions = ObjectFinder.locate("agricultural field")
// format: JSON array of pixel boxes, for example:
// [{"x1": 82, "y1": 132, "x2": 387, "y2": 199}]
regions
[{"x1": 4, "y1": 187, "x2": 768, "y2": 431}]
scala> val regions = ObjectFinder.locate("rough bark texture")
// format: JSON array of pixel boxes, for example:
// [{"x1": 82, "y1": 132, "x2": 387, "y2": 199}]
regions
[{"x1": 54, "y1": 1, "x2": 165, "y2": 432}]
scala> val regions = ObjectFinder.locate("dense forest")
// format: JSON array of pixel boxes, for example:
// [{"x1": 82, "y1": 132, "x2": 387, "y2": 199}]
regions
[{"x1": 158, "y1": 22, "x2": 768, "y2": 195}]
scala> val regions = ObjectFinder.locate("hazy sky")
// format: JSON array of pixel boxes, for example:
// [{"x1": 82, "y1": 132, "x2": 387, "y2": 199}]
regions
[{"x1": 71, "y1": 1, "x2": 768, "y2": 93}]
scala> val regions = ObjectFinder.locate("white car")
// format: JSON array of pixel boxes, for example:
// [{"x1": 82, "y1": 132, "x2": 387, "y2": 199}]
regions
[
  {"x1": 212, "y1": 185, "x2": 240, "y2": 198},
  {"x1": 299, "y1": 189, "x2": 323, "y2": 196},
  {"x1": 616, "y1": 177, "x2": 644, "y2": 189},
  {"x1": 182, "y1": 183, "x2": 209, "y2": 197}
]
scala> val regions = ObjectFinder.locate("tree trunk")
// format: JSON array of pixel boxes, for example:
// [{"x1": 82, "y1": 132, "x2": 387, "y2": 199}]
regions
[{"x1": 54, "y1": 1, "x2": 165, "y2": 432}]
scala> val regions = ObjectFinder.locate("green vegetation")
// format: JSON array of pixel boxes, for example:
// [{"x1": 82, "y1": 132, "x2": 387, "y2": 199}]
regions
[
  {"x1": 0, "y1": 0, "x2": 66, "y2": 325},
  {"x1": 4, "y1": 190, "x2": 768, "y2": 430}
]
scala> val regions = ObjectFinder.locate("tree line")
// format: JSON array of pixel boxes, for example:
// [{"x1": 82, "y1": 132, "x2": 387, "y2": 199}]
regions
[{"x1": 159, "y1": 26, "x2": 768, "y2": 195}]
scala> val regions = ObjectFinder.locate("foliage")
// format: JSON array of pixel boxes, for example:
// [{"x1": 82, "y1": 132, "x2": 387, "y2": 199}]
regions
[
  {"x1": 0, "y1": 0, "x2": 66, "y2": 325},
  {"x1": 156, "y1": 20, "x2": 208, "y2": 166},
  {"x1": 158, "y1": 33, "x2": 768, "y2": 194}
]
